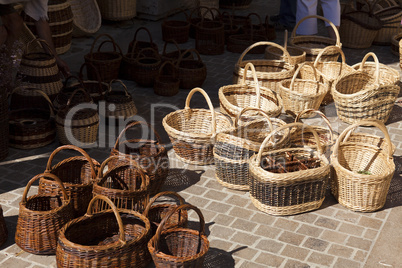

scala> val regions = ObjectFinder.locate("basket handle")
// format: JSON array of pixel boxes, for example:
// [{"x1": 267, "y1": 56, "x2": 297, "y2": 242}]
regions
[
  {"x1": 85, "y1": 195, "x2": 126, "y2": 244},
  {"x1": 78, "y1": 62, "x2": 104, "y2": 97},
  {"x1": 234, "y1": 107, "x2": 274, "y2": 130},
  {"x1": 294, "y1": 109, "x2": 335, "y2": 145},
  {"x1": 314, "y1": 45, "x2": 344, "y2": 66},
  {"x1": 333, "y1": 119, "x2": 393, "y2": 158},
  {"x1": 240, "y1": 62, "x2": 261, "y2": 108},
  {"x1": 256, "y1": 122, "x2": 323, "y2": 162},
  {"x1": 143, "y1": 191, "x2": 186, "y2": 217},
  {"x1": 96, "y1": 156, "x2": 149, "y2": 190},
  {"x1": 113, "y1": 121, "x2": 163, "y2": 151},
  {"x1": 25, "y1": 38, "x2": 54, "y2": 56},
  {"x1": 22, "y1": 173, "x2": 69, "y2": 203},
  {"x1": 176, "y1": 48, "x2": 202, "y2": 66},
  {"x1": 237, "y1": 41, "x2": 292, "y2": 65},
  {"x1": 184, "y1": 87, "x2": 216, "y2": 135},
  {"x1": 291, "y1": 15, "x2": 341, "y2": 47},
  {"x1": 189, "y1": 5, "x2": 210, "y2": 21},
  {"x1": 132, "y1": 27, "x2": 154, "y2": 45},
  {"x1": 200, "y1": 7, "x2": 216, "y2": 24},
  {"x1": 283, "y1": 29, "x2": 288, "y2": 51},
  {"x1": 162, "y1": 39, "x2": 181, "y2": 56},
  {"x1": 9, "y1": 88, "x2": 55, "y2": 117},
  {"x1": 63, "y1": 75, "x2": 86, "y2": 92},
  {"x1": 89, "y1": 34, "x2": 122, "y2": 59},
  {"x1": 65, "y1": 87, "x2": 93, "y2": 107},
  {"x1": 246, "y1": 12, "x2": 264, "y2": 30},
  {"x1": 45, "y1": 145, "x2": 97, "y2": 180},
  {"x1": 135, "y1": 47, "x2": 161, "y2": 60},
  {"x1": 158, "y1": 61, "x2": 178, "y2": 78},
  {"x1": 153, "y1": 204, "x2": 205, "y2": 252},
  {"x1": 221, "y1": 11, "x2": 235, "y2": 29},
  {"x1": 107, "y1": 79, "x2": 131, "y2": 97},
  {"x1": 358, "y1": 52, "x2": 380, "y2": 86},
  {"x1": 290, "y1": 62, "x2": 319, "y2": 91}
]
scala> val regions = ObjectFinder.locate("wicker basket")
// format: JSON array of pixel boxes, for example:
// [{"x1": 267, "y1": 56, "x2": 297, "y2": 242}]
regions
[
  {"x1": 163, "y1": 87, "x2": 233, "y2": 165},
  {"x1": 56, "y1": 195, "x2": 152, "y2": 268},
  {"x1": 220, "y1": 11, "x2": 241, "y2": 43},
  {"x1": 143, "y1": 191, "x2": 188, "y2": 235},
  {"x1": 339, "y1": 10, "x2": 382, "y2": 48},
  {"x1": 69, "y1": 0, "x2": 101, "y2": 36},
  {"x1": 93, "y1": 156, "x2": 150, "y2": 213},
  {"x1": 148, "y1": 204, "x2": 209, "y2": 268},
  {"x1": 214, "y1": 107, "x2": 289, "y2": 190},
  {"x1": 291, "y1": 109, "x2": 337, "y2": 154},
  {"x1": 233, "y1": 41, "x2": 296, "y2": 93},
  {"x1": 219, "y1": 62, "x2": 283, "y2": 120},
  {"x1": 373, "y1": 6, "x2": 402, "y2": 45},
  {"x1": 9, "y1": 89, "x2": 56, "y2": 149},
  {"x1": 290, "y1": 15, "x2": 342, "y2": 61},
  {"x1": 55, "y1": 88, "x2": 99, "y2": 146},
  {"x1": 390, "y1": 25, "x2": 402, "y2": 56},
  {"x1": 226, "y1": 28, "x2": 268, "y2": 54},
  {"x1": 103, "y1": 79, "x2": 137, "y2": 123},
  {"x1": 189, "y1": 6, "x2": 214, "y2": 39},
  {"x1": 162, "y1": 9, "x2": 190, "y2": 44},
  {"x1": 84, "y1": 34, "x2": 123, "y2": 83},
  {"x1": 176, "y1": 49, "x2": 207, "y2": 89},
  {"x1": 125, "y1": 48, "x2": 162, "y2": 87},
  {"x1": 97, "y1": 0, "x2": 136, "y2": 21},
  {"x1": 16, "y1": 38, "x2": 63, "y2": 104},
  {"x1": 154, "y1": 61, "x2": 180, "y2": 97},
  {"x1": 110, "y1": 121, "x2": 169, "y2": 196},
  {"x1": 53, "y1": 76, "x2": 89, "y2": 112},
  {"x1": 332, "y1": 52, "x2": 400, "y2": 124},
  {"x1": 76, "y1": 63, "x2": 108, "y2": 103},
  {"x1": 220, "y1": 0, "x2": 252, "y2": 9},
  {"x1": 15, "y1": 173, "x2": 74, "y2": 255},
  {"x1": 161, "y1": 40, "x2": 193, "y2": 64},
  {"x1": 127, "y1": 27, "x2": 159, "y2": 58},
  {"x1": 22, "y1": 0, "x2": 73, "y2": 54},
  {"x1": 0, "y1": 205, "x2": 7, "y2": 247},
  {"x1": 265, "y1": 30, "x2": 306, "y2": 66},
  {"x1": 39, "y1": 145, "x2": 99, "y2": 217},
  {"x1": 249, "y1": 122, "x2": 330, "y2": 215},
  {"x1": 330, "y1": 120, "x2": 395, "y2": 212},
  {"x1": 195, "y1": 10, "x2": 225, "y2": 55},
  {"x1": 279, "y1": 63, "x2": 328, "y2": 117}
]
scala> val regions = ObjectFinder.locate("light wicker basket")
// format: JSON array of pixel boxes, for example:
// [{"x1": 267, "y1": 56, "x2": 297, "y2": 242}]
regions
[
  {"x1": 330, "y1": 120, "x2": 395, "y2": 212},
  {"x1": 69, "y1": 0, "x2": 101, "y2": 36},
  {"x1": 249, "y1": 122, "x2": 330, "y2": 216},
  {"x1": 97, "y1": 0, "x2": 136, "y2": 21},
  {"x1": 373, "y1": 5, "x2": 402, "y2": 45},
  {"x1": 162, "y1": 87, "x2": 233, "y2": 165}
]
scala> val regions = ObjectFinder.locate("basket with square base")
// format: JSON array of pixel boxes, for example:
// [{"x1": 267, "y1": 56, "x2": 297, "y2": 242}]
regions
[
  {"x1": 233, "y1": 41, "x2": 296, "y2": 93},
  {"x1": 214, "y1": 107, "x2": 289, "y2": 191},
  {"x1": 162, "y1": 87, "x2": 233, "y2": 165},
  {"x1": 56, "y1": 195, "x2": 152, "y2": 268},
  {"x1": 219, "y1": 62, "x2": 283, "y2": 121},
  {"x1": 39, "y1": 145, "x2": 99, "y2": 217},
  {"x1": 9, "y1": 89, "x2": 56, "y2": 149},
  {"x1": 109, "y1": 121, "x2": 169, "y2": 196},
  {"x1": 290, "y1": 15, "x2": 342, "y2": 61},
  {"x1": 148, "y1": 204, "x2": 209, "y2": 268},
  {"x1": 15, "y1": 173, "x2": 74, "y2": 255},
  {"x1": 92, "y1": 156, "x2": 150, "y2": 213},
  {"x1": 330, "y1": 120, "x2": 395, "y2": 212},
  {"x1": 249, "y1": 122, "x2": 330, "y2": 215},
  {"x1": 143, "y1": 191, "x2": 188, "y2": 235}
]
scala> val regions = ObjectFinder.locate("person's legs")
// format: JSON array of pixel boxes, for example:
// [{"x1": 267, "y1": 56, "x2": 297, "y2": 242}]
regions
[
  {"x1": 1, "y1": 12, "x2": 23, "y2": 47},
  {"x1": 296, "y1": 0, "x2": 318, "y2": 35},
  {"x1": 320, "y1": 0, "x2": 340, "y2": 39},
  {"x1": 279, "y1": 0, "x2": 297, "y2": 29}
]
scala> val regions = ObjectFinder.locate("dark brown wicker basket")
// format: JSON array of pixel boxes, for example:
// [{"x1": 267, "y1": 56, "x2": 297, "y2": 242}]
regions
[
  {"x1": 53, "y1": 75, "x2": 89, "y2": 111},
  {"x1": 56, "y1": 195, "x2": 152, "y2": 268},
  {"x1": 154, "y1": 61, "x2": 180, "y2": 97},
  {"x1": 92, "y1": 156, "x2": 150, "y2": 213},
  {"x1": 109, "y1": 121, "x2": 169, "y2": 196},
  {"x1": 176, "y1": 49, "x2": 207, "y2": 89},
  {"x1": 148, "y1": 204, "x2": 209, "y2": 268},
  {"x1": 195, "y1": 10, "x2": 225, "y2": 55},
  {"x1": 39, "y1": 145, "x2": 100, "y2": 217},
  {"x1": 127, "y1": 27, "x2": 159, "y2": 57},
  {"x1": 220, "y1": 0, "x2": 253, "y2": 9},
  {"x1": 0, "y1": 205, "x2": 8, "y2": 247},
  {"x1": 162, "y1": 9, "x2": 190, "y2": 44},
  {"x1": 77, "y1": 62, "x2": 108, "y2": 103},
  {"x1": 189, "y1": 6, "x2": 214, "y2": 39},
  {"x1": 15, "y1": 173, "x2": 74, "y2": 255},
  {"x1": 161, "y1": 40, "x2": 194, "y2": 64},
  {"x1": 84, "y1": 33, "x2": 123, "y2": 82}
]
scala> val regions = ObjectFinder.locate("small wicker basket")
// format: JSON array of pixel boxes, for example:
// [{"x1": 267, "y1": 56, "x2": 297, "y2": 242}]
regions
[
  {"x1": 154, "y1": 61, "x2": 180, "y2": 97},
  {"x1": 76, "y1": 62, "x2": 108, "y2": 103},
  {"x1": 162, "y1": 9, "x2": 190, "y2": 44},
  {"x1": 176, "y1": 49, "x2": 207, "y2": 89}
]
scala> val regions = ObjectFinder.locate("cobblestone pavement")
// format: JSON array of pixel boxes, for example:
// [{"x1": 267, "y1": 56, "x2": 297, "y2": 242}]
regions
[{"x1": 0, "y1": 0, "x2": 401, "y2": 267}]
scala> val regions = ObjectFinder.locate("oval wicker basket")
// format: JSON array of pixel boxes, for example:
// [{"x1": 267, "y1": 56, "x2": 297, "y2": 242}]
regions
[
  {"x1": 162, "y1": 87, "x2": 233, "y2": 165},
  {"x1": 176, "y1": 49, "x2": 207, "y2": 89},
  {"x1": 56, "y1": 195, "x2": 152, "y2": 268},
  {"x1": 154, "y1": 61, "x2": 180, "y2": 97},
  {"x1": 69, "y1": 0, "x2": 101, "y2": 36},
  {"x1": 128, "y1": 48, "x2": 162, "y2": 87},
  {"x1": 127, "y1": 27, "x2": 159, "y2": 57},
  {"x1": 330, "y1": 120, "x2": 395, "y2": 212},
  {"x1": 162, "y1": 9, "x2": 190, "y2": 44}
]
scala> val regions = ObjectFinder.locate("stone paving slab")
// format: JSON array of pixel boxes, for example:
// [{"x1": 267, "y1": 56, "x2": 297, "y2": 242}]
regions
[{"x1": 0, "y1": 0, "x2": 402, "y2": 267}]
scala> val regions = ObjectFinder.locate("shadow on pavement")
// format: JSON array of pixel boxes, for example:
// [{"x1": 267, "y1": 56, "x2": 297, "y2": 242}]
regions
[{"x1": 161, "y1": 168, "x2": 205, "y2": 192}]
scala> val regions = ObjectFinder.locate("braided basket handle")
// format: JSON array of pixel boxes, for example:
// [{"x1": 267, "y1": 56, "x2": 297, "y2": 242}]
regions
[
  {"x1": 237, "y1": 41, "x2": 292, "y2": 65},
  {"x1": 22, "y1": 173, "x2": 69, "y2": 203},
  {"x1": 113, "y1": 121, "x2": 163, "y2": 150},
  {"x1": 295, "y1": 109, "x2": 335, "y2": 144},
  {"x1": 96, "y1": 156, "x2": 149, "y2": 190},
  {"x1": 290, "y1": 62, "x2": 319, "y2": 92},
  {"x1": 240, "y1": 62, "x2": 261, "y2": 108},
  {"x1": 89, "y1": 34, "x2": 122, "y2": 59},
  {"x1": 132, "y1": 27, "x2": 154, "y2": 45},
  {"x1": 291, "y1": 15, "x2": 341, "y2": 47},
  {"x1": 333, "y1": 119, "x2": 393, "y2": 158},
  {"x1": 85, "y1": 195, "x2": 126, "y2": 244},
  {"x1": 358, "y1": 52, "x2": 380, "y2": 86},
  {"x1": 45, "y1": 145, "x2": 97, "y2": 180},
  {"x1": 153, "y1": 204, "x2": 205, "y2": 252},
  {"x1": 25, "y1": 38, "x2": 54, "y2": 56},
  {"x1": 185, "y1": 87, "x2": 217, "y2": 135},
  {"x1": 256, "y1": 122, "x2": 323, "y2": 162},
  {"x1": 143, "y1": 191, "x2": 185, "y2": 217},
  {"x1": 65, "y1": 87, "x2": 92, "y2": 107},
  {"x1": 107, "y1": 79, "x2": 131, "y2": 96}
]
